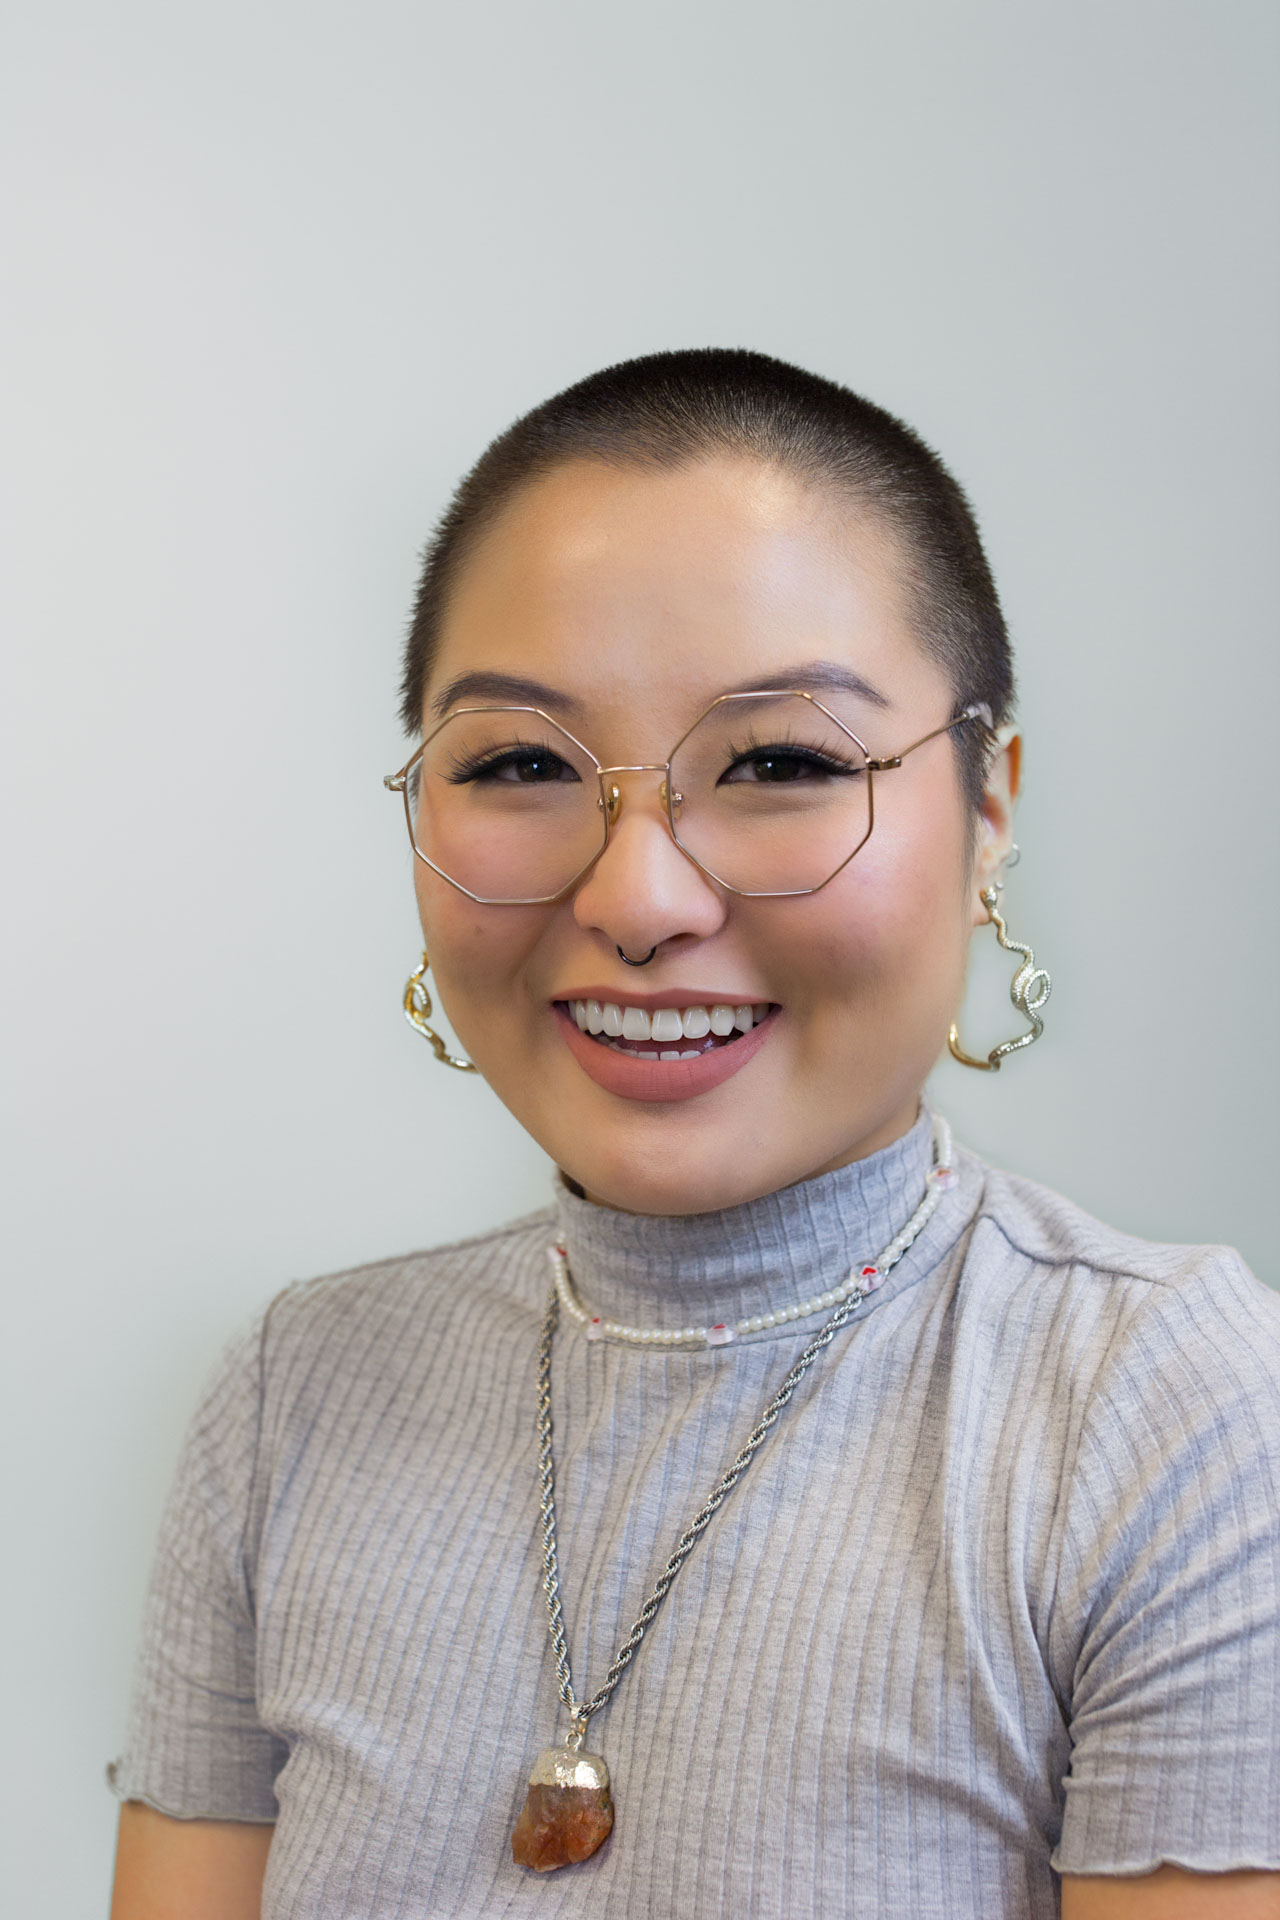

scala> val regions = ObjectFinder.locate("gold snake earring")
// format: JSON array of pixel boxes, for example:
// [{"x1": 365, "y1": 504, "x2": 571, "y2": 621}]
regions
[
  {"x1": 403, "y1": 952, "x2": 478, "y2": 1072},
  {"x1": 948, "y1": 887, "x2": 1052, "y2": 1071}
]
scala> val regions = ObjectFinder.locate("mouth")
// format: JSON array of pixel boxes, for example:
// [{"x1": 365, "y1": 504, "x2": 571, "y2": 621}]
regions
[
  {"x1": 551, "y1": 996, "x2": 778, "y2": 1103},
  {"x1": 561, "y1": 997, "x2": 776, "y2": 1060}
]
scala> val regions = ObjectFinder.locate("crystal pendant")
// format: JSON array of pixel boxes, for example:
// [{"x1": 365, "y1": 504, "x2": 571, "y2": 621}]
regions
[{"x1": 511, "y1": 1742, "x2": 614, "y2": 1872}]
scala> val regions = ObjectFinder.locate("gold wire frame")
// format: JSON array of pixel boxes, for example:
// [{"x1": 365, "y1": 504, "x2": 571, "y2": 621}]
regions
[{"x1": 384, "y1": 695, "x2": 992, "y2": 906}]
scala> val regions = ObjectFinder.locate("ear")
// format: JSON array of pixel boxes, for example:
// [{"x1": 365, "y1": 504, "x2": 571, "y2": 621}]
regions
[{"x1": 971, "y1": 727, "x2": 1020, "y2": 924}]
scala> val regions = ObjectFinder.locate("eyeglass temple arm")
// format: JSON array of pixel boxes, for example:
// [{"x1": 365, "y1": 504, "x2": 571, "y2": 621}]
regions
[
  {"x1": 384, "y1": 744, "x2": 426, "y2": 791},
  {"x1": 864, "y1": 703, "x2": 995, "y2": 772}
]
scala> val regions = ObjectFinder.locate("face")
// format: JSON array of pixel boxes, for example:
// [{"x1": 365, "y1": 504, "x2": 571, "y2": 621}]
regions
[{"x1": 412, "y1": 456, "x2": 1015, "y2": 1215}]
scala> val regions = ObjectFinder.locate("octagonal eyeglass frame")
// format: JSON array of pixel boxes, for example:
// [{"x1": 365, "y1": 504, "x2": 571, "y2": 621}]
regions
[{"x1": 384, "y1": 690, "x2": 995, "y2": 906}]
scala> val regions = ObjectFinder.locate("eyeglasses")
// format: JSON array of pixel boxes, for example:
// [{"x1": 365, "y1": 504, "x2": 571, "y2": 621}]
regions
[{"x1": 384, "y1": 691, "x2": 992, "y2": 904}]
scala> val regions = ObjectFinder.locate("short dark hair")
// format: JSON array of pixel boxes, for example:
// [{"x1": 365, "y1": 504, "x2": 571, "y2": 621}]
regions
[{"x1": 400, "y1": 347, "x2": 1014, "y2": 810}]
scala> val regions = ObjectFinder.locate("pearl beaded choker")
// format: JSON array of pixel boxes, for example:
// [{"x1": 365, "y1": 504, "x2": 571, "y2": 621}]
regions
[{"x1": 550, "y1": 1113, "x2": 956, "y2": 1349}]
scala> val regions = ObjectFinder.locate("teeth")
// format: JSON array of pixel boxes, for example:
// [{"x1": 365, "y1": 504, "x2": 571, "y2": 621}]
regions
[{"x1": 567, "y1": 999, "x2": 774, "y2": 1049}]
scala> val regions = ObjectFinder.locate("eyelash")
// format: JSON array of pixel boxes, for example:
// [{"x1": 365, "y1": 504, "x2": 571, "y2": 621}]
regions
[
  {"x1": 441, "y1": 733, "x2": 863, "y2": 785},
  {"x1": 444, "y1": 739, "x2": 578, "y2": 784},
  {"x1": 721, "y1": 732, "x2": 863, "y2": 779}
]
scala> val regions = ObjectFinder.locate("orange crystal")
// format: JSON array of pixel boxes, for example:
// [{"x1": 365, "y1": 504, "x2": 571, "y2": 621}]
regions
[
  {"x1": 511, "y1": 1780, "x2": 615, "y2": 1870},
  {"x1": 511, "y1": 1743, "x2": 615, "y2": 1872}
]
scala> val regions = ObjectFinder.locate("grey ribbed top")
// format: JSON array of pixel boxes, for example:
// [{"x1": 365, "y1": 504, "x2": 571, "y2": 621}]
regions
[{"x1": 110, "y1": 1111, "x2": 1280, "y2": 1917}]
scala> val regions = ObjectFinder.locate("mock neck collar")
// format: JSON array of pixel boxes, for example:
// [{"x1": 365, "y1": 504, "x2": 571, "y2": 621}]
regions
[{"x1": 551, "y1": 1104, "x2": 957, "y2": 1341}]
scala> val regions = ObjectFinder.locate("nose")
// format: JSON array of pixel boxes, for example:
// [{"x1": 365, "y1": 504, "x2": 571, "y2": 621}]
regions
[{"x1": 572, "y1": 769, "x2": 726, "y2": 957}]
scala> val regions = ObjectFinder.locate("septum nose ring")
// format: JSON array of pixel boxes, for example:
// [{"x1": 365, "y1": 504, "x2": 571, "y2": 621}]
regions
[{"x1": 602, "y1": 768, "x2": 675, "y2": 967}]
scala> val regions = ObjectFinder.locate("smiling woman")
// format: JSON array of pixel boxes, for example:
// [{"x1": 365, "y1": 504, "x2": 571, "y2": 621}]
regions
[{"x1": 109, "y1": 352, "x2": 1280, "y2": 1920}]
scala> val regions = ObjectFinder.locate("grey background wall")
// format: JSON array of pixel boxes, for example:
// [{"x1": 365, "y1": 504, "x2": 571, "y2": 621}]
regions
[{"x1": 3, "y1": 2, "x2": 1276, "y2": 1909}]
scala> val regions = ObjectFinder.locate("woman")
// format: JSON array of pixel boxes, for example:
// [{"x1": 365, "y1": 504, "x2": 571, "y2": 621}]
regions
[{"x1": 109, "y1": 351, "x2": 1280, "y2": 1918}]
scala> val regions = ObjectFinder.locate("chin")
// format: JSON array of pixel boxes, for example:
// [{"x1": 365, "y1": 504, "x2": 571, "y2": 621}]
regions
[
  {"x1": 574, "y1": 1163, "x2": 770, "y2": 1218},
  {"x1": 485, "y1": 1028, "x2": 922, "y2": 1217},
  {"x1": 554, "y1": 1126, "x2": 821, "y2": 1218}
]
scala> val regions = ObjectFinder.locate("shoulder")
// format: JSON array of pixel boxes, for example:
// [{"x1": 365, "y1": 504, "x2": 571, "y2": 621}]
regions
[
  {"x1": 969, "y1": 1153, "x2": 1267, "y2": 1296},
  {"x1": 956, "y1": 1153, "x2": 1280, "y2": 1442},
  {"x1": 204, "y1": 1207, "x2": 556, "y2": 1434},
  {"x1": 966, "y1": 1152, "x2": 1275, "y2": 1319}
]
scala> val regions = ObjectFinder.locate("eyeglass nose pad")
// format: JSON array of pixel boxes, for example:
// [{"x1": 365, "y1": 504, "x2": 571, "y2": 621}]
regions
[
  {"x1": 599, "y1": 782, "x2": 622, "y2": 823},
  {"x1": 659, "y1": 778, "x2": 683, "y2": 818}
]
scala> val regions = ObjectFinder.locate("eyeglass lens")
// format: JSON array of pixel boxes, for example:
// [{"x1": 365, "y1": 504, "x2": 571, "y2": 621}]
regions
[{"x1": 404, "y1": 694, "x2": 872, "y2": 901}]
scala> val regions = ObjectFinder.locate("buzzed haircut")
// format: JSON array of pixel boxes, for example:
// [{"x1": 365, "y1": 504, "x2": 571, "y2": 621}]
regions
[{"x1": 400, "y1": 347, "x2": 1014, "y2": 812}]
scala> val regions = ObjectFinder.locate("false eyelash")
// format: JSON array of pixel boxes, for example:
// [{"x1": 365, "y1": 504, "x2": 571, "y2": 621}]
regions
[
  {"x1": 442, "y1": 734, "x2": 577, "y2": 784},
  {"x1": 720, "y1": 726, "x2": 865, "y2": 777}
]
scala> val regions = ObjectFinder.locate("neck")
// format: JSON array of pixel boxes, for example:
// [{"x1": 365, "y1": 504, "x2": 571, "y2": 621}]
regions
[{"x1": 552, "y1": 1103, "x2": 946, "y2": 1337}]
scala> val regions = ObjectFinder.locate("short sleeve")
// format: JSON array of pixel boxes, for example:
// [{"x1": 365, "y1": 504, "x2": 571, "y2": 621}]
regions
[
  {"x1": 107, "y1": 1314, "x2": 286, "y2": 1822},
  {"x1": 1051, "y1": 1254, "x2": 1280, "y2": 1875}
]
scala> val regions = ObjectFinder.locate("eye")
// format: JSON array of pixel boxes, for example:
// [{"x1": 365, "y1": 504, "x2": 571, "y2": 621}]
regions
[
  {"x1": 448, "y1": 744, "x2": 582, "y2": 785},
  {"x1": 721, "y1": 745, "x2": 861, "y2": 784}
]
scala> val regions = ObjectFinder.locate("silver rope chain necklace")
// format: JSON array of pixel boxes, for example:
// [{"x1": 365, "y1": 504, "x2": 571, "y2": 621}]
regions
[{"x1": 510, "y1": 1114, "x2": 953, "y2": 1873}]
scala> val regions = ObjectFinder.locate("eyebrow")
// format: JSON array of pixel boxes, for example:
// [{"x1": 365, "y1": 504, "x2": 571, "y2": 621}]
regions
[
  {"x1": 429, "y1": 671, "x2": 586, "y2": 718},
  {"x1": 430, "y1": 659, "x2": 889, "y2": 719},
  {"x1": 719, "y1": 661, "x2": 891, "y2": 708}
]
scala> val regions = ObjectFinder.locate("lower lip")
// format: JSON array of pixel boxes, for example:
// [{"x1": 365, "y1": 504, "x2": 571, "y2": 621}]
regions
[{"x1": 553, "y1": 1005, "x2": 776, "y2": 1104}]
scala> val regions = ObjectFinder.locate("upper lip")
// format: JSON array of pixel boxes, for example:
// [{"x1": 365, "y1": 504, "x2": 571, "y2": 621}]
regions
[{"x1": 552, "y1": 988, "x2": 776, "y2": 1010}]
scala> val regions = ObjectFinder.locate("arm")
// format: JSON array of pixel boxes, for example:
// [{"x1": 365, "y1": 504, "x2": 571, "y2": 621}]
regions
[
  {"x1": 1062, "y1": 1866, "x2": 1280, "y2": 1919},
  {"x1": 1049, "y1": 1263, "x2": 1280, "y2": 1894},
  {"x1": 110, "y1": 1803, "x2": 273, "y2": 1920},
  {"x1": 110, "y1": 1319, "x2": 286, "y2": 1892}
]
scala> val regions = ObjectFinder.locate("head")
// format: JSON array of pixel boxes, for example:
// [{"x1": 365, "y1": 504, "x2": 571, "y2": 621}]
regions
[{"x1": 396, "y1": 349, "x2": 1018, "y2": 1214}]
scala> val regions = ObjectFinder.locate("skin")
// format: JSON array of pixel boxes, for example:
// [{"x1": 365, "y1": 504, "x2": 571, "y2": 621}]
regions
[
  {"x1": 110, "y1": 454, "x2": 1277, "y2": 1917},
  {"x1": 416, "y1": 454, "x2": 1012, "y2": 1217},
  {"x1": 110, "y1": 1804, "x2": 271, "y2": 1917},
  {"x1": 1060, "y1": 1871, "x2": 1280, "y2": 1920}
]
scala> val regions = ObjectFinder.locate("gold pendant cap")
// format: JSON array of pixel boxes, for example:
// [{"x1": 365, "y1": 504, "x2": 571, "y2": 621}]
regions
[{"x1": 526, "y1": 1744, "x2": 611, "y2": 1792}]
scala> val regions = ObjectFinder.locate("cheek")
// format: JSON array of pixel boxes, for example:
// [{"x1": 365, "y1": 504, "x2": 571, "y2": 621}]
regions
[
  {"x1": 413, "y1": 870, "x2": 545, "y2": 1019},
  {"x1": 771, "y1": 812, "x2": 970, "y2": 1018}
]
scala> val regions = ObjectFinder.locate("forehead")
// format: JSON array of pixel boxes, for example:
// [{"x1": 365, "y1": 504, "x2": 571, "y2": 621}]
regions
[{"x1": 428, "y1": 455, "x2": 945, "y2": 727}]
